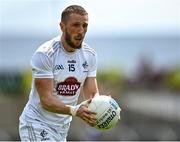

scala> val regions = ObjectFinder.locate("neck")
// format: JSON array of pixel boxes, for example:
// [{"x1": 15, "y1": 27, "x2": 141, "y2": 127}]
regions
[{"x1": 61, "y1": 36, "x2": 76, "y2": 52}]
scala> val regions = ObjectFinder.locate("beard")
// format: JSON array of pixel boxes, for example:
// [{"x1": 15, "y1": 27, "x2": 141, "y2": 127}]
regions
[{"x1": 65, "y1": 29, "x2": 83, "y2": 49}]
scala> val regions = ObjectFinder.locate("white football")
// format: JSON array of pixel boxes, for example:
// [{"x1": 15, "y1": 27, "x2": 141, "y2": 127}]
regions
[{"x1": 88, "y1": 95, "x2": 121, "y2": 130}]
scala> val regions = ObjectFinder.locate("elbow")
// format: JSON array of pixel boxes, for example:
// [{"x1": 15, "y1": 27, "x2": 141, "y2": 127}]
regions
[{"x1": 40, "y1": 96, "x2": 52, "y2": 110}]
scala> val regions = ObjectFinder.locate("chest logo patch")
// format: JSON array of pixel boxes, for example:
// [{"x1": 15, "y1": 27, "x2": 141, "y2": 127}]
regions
[{"x1": 56, "y1": 77, "x2": 81, "y2": 96}]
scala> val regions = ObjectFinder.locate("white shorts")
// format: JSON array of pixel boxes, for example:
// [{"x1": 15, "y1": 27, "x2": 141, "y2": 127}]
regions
[{"x1": 19, "y1": 119, "x2": 69, "y2": 141}]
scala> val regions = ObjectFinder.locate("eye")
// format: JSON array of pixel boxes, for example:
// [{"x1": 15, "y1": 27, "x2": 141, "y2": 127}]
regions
[
  {"x1": 83, "y1": 23, "x2": 88, "y2": 29},
  {"x1": 72, "y1": 23, "x2": 80, "y2": 27}
]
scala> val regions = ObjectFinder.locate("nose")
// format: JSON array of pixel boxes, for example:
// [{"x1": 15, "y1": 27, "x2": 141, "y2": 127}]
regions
[{"x1": 78, "y1": 25, "x2": 85, "y2": 34}]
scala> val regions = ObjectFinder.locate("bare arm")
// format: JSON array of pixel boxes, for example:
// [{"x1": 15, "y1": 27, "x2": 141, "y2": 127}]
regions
[
  {"x1": 35, "y1": 78, "x2": 71, "y2": 115},
  {"x1": 82, "y1": 77, "x2": 99, "y2": 98},
  {"x1": 35, "y1": 78, "x2": 97, "y2": 126},
  {"x1": 74, "y1": 77, "x2": 100, "y2": 126}
]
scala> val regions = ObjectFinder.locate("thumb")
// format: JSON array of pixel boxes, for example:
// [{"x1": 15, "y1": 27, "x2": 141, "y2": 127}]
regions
[
  {"x1": 87, "y1": 98, "x2": 92, "y2": 104},
  {"x1": 79, "y1": 99, "x2": 91, "y2": 107}
]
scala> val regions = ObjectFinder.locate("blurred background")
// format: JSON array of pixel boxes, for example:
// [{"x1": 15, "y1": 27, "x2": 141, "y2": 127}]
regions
[{"x1": 0, "y1": 0, "x2": 180, "y2": 140}]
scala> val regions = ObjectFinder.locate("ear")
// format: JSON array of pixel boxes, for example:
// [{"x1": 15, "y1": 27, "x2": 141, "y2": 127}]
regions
[{"x1": 60, "y1": 22, "x2": 65, "y2": 32}]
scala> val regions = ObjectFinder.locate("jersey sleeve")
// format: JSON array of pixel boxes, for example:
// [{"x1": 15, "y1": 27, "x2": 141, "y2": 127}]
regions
[
  {"x1": 31, "y1": 52, "x2": 53, "y2": 78},
  {"x1": 87, "y1": 52, "x2": 97, "y2": 77}
]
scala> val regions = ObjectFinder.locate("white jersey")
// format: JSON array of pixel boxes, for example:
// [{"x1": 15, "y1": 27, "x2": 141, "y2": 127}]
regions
[{"x1": 20, "y1": 36, "x2": 97, "y2": 131}]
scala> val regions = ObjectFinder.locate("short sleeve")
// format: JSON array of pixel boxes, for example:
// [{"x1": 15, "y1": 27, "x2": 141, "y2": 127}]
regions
[
  {"x1": 87, "y1": 52, "x2": 97, "y2": 77},
  {"x1": 31, "y1": 52, "x2": 53, "y2": 78}
]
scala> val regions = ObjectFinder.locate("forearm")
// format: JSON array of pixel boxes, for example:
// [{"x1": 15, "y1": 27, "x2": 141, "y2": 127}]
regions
[
  {"x1": 40, "y1": 94, "x2": 71, "y2": 115},
  {"x1": 83, "y1": 77, "x2": 99, "y2": 98},
  {"x1": 89, "y1": 92, "x2": 99, "y2": 98},
  {"x1": 35, "y1": 78, "x2": 71, "y2": 115},
  {"x1": 40, "y1": 95, "x2": 91, "y2": 116}
]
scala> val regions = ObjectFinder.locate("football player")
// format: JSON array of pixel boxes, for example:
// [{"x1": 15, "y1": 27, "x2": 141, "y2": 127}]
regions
[{"x1": 19, "y1": 5, "x2": 99, "y2": 141}]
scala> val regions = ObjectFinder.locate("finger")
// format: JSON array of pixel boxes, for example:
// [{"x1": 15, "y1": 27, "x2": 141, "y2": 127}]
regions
[
  {"x1": 80, "y1": 114, "x2": 97, "y2": 126},
  {"x1": 89, "y1": 119, "x2": 97, "y2": 124},
  {"x1": 87, "y1": 114, "x2": 97, "y2": 122},
  {"x1": 90, "y1": 114, "x2": 97, "y2": 120},
  {"x1": 79, "y1": 104, "x2": 88, "y2": 109},
  {"x1": 83, "y1": 117, "x2": 96, "y2": 125},
  {"x1": 82, "y1": 117, "x2": 90, "y2": 123},
  {"x1": 88, "y1": 110, "x2": 97, "y2": 115},
  {"x1": 87, "y1": 119, "x2": 97, "y2": 127},
  {"x1": 82, "y1": 111, "x2": 97, "y2": 121},
  {"x1": 80, "y1": 106, "x2": 96, "y2": 115}
]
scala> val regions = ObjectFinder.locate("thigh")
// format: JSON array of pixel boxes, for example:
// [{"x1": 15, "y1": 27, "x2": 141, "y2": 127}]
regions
[{"x1": 19, "y1": 120, "x2": 64, "y2": 141}]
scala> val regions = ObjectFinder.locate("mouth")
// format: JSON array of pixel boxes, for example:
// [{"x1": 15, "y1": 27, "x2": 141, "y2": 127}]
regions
[{"x1": 74, "y1": 35, "x2": 83, "y2": 41}]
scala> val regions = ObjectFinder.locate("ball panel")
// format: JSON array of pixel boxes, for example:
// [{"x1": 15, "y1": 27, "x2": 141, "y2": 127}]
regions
[
  {"x1": 88, "y1": 98, "x2": 107, "y2": 118},
  {"x1": 88, "y1": 95, "x2": 121, "y2": 131}
]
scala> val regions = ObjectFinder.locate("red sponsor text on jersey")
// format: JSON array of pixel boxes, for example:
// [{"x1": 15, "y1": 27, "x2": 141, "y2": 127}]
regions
[{"x1": 56, "y1": 77, "x2": 81, "y2": 96}]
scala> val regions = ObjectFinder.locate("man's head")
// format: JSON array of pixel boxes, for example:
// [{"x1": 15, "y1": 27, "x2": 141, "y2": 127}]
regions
[
  {"x1": 61, "y1": 5, "x2": 88, "y2": 24},
  {"x1": 60, "y1": 5, "x2": 89, "y2": 50}
]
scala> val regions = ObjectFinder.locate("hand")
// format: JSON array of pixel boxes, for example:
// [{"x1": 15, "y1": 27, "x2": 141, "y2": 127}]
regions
[{"x1": 76, "y1": 100, "x2": 97, "y2": 127}]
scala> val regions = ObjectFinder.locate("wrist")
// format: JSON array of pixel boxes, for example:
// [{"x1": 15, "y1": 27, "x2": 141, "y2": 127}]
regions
[
  {"x1": 94, "y1": 93, "x2": 99, "y2": 97},
  {"x1": 67, "y1": 105, "x2": 80, "y2": 116},
  {"x1": 67, "y1": 99, "x2": 91, "y2": 116}
]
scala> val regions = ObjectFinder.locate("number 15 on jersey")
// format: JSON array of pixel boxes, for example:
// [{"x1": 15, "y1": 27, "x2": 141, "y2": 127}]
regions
[{"x1": 68, "y1": 64, "x2": 75, "y2": 72}]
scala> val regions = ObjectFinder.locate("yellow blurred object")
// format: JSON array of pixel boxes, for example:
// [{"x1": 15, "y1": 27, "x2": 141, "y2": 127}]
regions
[{"x1": 22, "y1": 70, "x2": 32, "y2": 93}]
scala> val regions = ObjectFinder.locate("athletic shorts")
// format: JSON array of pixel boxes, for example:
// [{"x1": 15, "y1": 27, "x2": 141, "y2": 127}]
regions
[{"x1": 19, "y1": 119, "x2": 70, "y2": 141}]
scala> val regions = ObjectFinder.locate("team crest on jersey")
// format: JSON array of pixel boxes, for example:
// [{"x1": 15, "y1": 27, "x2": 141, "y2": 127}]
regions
[
  {"x1": 82, "y1": 61, "x2": 88, "y2": 69},
  {"x1": 40, "y1": 130, "x2": 50, "y2": 141},
  {"x1": 56, "y1": 77, "x2": 81, "y2": 96}
]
